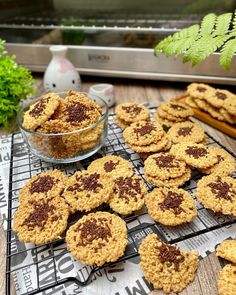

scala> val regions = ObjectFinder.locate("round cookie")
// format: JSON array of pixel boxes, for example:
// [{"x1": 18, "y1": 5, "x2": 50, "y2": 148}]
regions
[
  {"x1": 223, "y1": 96, "x2": 236, "y2": 115},
  {"x1": 160, "y1": 101, "x2": 194, "y2": 118},
  {"x1": 170, "y1": 143, "x2": 218, "y2": 169},
  {"x1": 194, "y1": 98, "x2": 225, "y2": 121},
  {"x1": 144, "y1": 152, "x2": 187, "y2": 179},
  {"x1": 108, "y1": 171, "x2": 147, "y2": 215},
  {"x1": 63, "y1": 171, "x2": 111, "y2": 213},
  {"x1": 22, "y1": 93, "x2": 60, "y2": 131},
  {"x1": 156, "y1": 107, "x2": 188, "y2": 122},
  {"x1": 87, "y1": 155, "x2": 133, "y2": 178},
  {"x1": 115, "y1": 116, "x2": 129, "y2": 129},
  {"x1": 185, "y1": 96, "x2": 199, "y2": 108},
  {"x1": 205, "y1": 89, "x2": 233, "y2": 108},
  {"x1": 200, "y1": 146, "x2": 236, "y2": 176},
  {"x1": 167, "y1": 122, "x2": 205, "y2": 144},
  {"x1": 115, "y1": 103, "x2": 150, "y2": 124},
  {"x1": 219, "y1": 108, "x2": 236, "y2": 124},
  {"x1": 218, "y1": 264, "x2": 236, "y2": 295},
  {"x1": 145, "y1": 168, "x2": 191, "y2": 187},
  {"x1": 139, "y1": 233, "x2": 199, "y2": 294},
  {"x1": 196, "y1": 175, "x2": 236, "y2": 216},
  {"x1": 216, "y1": 240, "x2": 236, "y2": 263},
  {"x1": 155, "y1": 113, "x2": 187, "y2": 127},
  {"x1": 123, "y1": 121, "x2": 164, "y2": 146},
  {"x1": 145, "y1": 187, "x2": 197, "y2": 226},
  {"x1": 13, "y1": 196, "x2": 70, "y2": 244},
  {"x1": 128, "y1": 134, "x2": 170, "y2": 153},
  {"x1": 66, "y1": 211, "x2": 128, "y2": 266},
  {"x1": 18, "y1": 170, "x2": 68, "y2": 205},
  {"x1": 187, "y1": 83, "x2": 215, "y2": 100}
]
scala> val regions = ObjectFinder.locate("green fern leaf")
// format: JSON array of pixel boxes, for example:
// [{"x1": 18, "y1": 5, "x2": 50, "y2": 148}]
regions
[
  {"x1": 232, "y1": 10, "x2": 236, "y2": 32},
  {"x1": 213, "y1": 13, "x2": 232, "y2": 36},
  {"x1": 200, "y1": 13, "x2": 217, "y2": 35},
  {"x1": 220, "y1": 38, "x2": 236, "y2": 70}
]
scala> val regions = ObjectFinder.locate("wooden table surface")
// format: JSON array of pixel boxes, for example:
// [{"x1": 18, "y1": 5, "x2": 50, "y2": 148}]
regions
[{"x1": 1, "y1": 75, "x2": 236, "y2": 295}]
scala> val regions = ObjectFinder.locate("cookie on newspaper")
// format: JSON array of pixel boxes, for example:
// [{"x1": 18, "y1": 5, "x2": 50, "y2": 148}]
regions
[
  {"x1": 218, "y1": 264, "x2": 236, "y2": 295},
  {"x1": 145, "y1": 187, "x2": 197, "y2": 226},
  {"x1": 66, "y1": 211, "x2": 128, "y2": 266},
  {"x1": 13, "y1": 196, "x2": 70, "y2": 244},
  {"x1": 18, "y1": 170, "x2": 68, "y2": 205},
  {"x1": 196, "y1": 175, "x2": 236, "y2": 216},
  {"x1": 200, "y1": 146, "x2": 236, "y2": 176},
  {"x1": 22, "y1": 93, "x2": 60, "y2": 130},
  {"x1": 187, "y1": 83, "x2": 214, "y2": 100},
  {"x1": 216, "y1": 239, "x2": 236, "y2": 263},
  {"x1": 139, "y1": 233, "x2": 199, "y2": 294},
  {"x1": 108, "y1": 170, "x2": 147, "y2": 215},
  {"x1": 167, "y1": 121, "x2": 205, "y2": 144},
  {"x1": 63, "y1": 171, "x2": 111, "y2": 213},
  {"x1": 170, "y1": 143, "x2": 218, "y2": 169}
]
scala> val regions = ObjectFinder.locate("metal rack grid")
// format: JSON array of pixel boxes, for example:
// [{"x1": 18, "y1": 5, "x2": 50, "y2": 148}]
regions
[{"x1": 5, "y1": 108, "x2": 236, "y2": 295}]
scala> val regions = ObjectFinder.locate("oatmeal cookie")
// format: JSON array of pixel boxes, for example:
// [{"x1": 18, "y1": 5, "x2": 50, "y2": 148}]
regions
[
  {"x1": 13, "y1": 196, "x2": 70, "y2": 244},
  {"x1": 196, "y1": 175, "x2": 236, "y2": 216},
  {"x1": 139, "y1": 233, "x2": 199, "y2": 294},
  {"x1": 155, "y1": 113, "x2": 187, "y2": 127},
  {"x1": 22, "y1": 93, "x2": 60, "y2": 131},
  {"x1": 108, "y1": 170, "x2": 147, "y2": 215},
  {"x1": 219, "y1": 108, "x2": 236, "y2": 124},
  {"x1": 195, "y1": 98, "x2": 225, "y2": 121},
  {"x1": 18, "y1": 170, "x2": 68, "y2": 205},
  {"x1": 63, "y1": 171, "x2": 111, "y2": 213},
  {"x1": 115, "y1": 103, "x2": 150, "y2": 124},
  {"x1": 200, "y1": 146, "x2": 236, "y2": 176},
  {"x1": 218, "y1": 264, "x2": 236, "y2": 295},
  {"x1": 170, "y1": 143, "x2": 218, "y2": 169},
  {"x1": 66, "y1": 211, "x2": 128, "y2": 266},
  {"x1": 160, "y1": 101, "x2": 194, "y2": 118},
  {"x1": 216, "y1": 240, "x2": 236, "y2": 263},
  {"x1": 115, "y1": 116, "x2": 130, "y2": 129},
  {"x1": 167, "y1": 122, "x2": 205, "y2": 144},
  {"x1": 145, "y1": 187, "x2": 197, "y2": 226},
  {"x1": 156, "y1": 107, "x2": 189, "y2": 122},
  {"x1": 185, "y1": 96, "x2": 199, "y2": 108},
  {"x1": 205, "y1": 89, "x2": 233, "y2": 108},
  {"x1": 223, "y1": 96, "x2": 236, "y2": 115},
  {"x1": 187, "y1": 83, "x2": 214, "y2": 100}
]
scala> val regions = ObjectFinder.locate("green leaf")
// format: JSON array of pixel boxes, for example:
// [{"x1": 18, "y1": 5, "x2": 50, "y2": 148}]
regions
[
  {"x1": 200, "y1": 13, "x2": 217, "y2": 35},
  {"x1": 220, "y1": 38, "x2": 236, "y2": 70},
  {"x1": 213, "y1": 13, "x2": 232, "y2": 36}
]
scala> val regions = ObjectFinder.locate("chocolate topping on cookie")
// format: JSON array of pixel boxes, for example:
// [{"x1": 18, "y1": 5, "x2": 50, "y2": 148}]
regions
[
  {"x1": 114, "y1": 176, "x2": 142, "y2": 203},
  {"x1": 207, "y1": 177, "x2": 236, "y2": 201},
  {"x1": 134, "y1": 124, "x2": 156, "y2": 136},
  {"x1": 170, "y1": 103, "x2": 186, "y2": 111},
  {"x1": 23, "y1": 201, "x2": 57, "y2": 230},
  {"x1": 122, "y1": 105, "x2": 141, "y2": 116},
  {"x1": 197, "y1": 86, "x2": 206, "y2": 92},
  {"x1": 77, "y1": 218, "x2": 111, "y2": 246},
  {"x1": 29, "y1": 98, "x2": 49, "y2": 117},
  {"x1": 154, "y1": 155, "x2": 176, "y2": 168},
  {"x1": 158, "y1": 243, "x2": 185, "y2": 271},
  {"x1": 185, "y1": 146, "x2": 208, "y2": 159},
  {"x1": 68, "y1": 173, "x2": 103, "y2": 192},
  {"x1": 215, "y1": 91, "x2": 227, "y2": 100},
  {"x1": 160, "y1": 191, "x2": 184, "y2": 215},
  {"x1": 177, "y1": 127, "x2": 193, "y2": 137},
  {"x1": 104, "y1": 160, "x2": 118, "y2": 172},
  {"x1": 30, "y1": 176, "x2": 55, "y2": 194},
  {"x1": 66, "y1": 102, "x2": 90, "y2": 124}
]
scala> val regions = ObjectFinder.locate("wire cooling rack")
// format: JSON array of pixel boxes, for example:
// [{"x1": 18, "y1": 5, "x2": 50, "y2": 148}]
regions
[{"x1": 5, "y1": 108, "x2": 236, "y2": 295}]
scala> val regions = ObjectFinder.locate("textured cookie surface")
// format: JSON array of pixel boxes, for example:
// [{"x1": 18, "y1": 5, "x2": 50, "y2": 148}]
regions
[
  {"x1": 18, "y1": 170, "x2": 68, "y2": 205},
  {"x1": 216, "y1": 240, "x2": 236, "y2": 263},
  {"x1": 205, "y1": 89, "x2": 233, "y2": 108},
  {"x1": 108, "y1": 170, "x2": 147, "y2": 215},
  {"x1": 13, "y1": 197, "x2": 70, "y2": 244},
  {"x1": 170, "y1": 143, "x2": 218, "y2": 169},
  {"x1": 196, "y1": 175, "x2": 236, "y2": 216},
  {"x1": 187, "y1": 83, "x2": 214, "y2": 100},
  {"x1": 139, "y1": 233, "x2": 199, "y2": 294},
  {"x1": 115, "y1": 103, "x2": 150, "y2": 124},
  {"x1": 63, "y1": 171, "x2": 111, "y2": 213},
  {"x1": 218, "y1": 264, "x2": 236, "y2": 295},
  {"x1": 145, "y1": 187, "x2": 197, "y2": 226},
  {"x1": 223, "y1": 96, "x2": 236, "y2": 115},
  {"x1": 23, "y1": 93, "x2": 60, "y2": 130},
  {"x1": 167, "y1": 121, "x2": 205, "y2": 144},
  {"x1": 66, "y1": 211, "x2": 128, "y2": 266},
  {"x1": 160, "y1": 101, "x2": 194, "y2": 118}
]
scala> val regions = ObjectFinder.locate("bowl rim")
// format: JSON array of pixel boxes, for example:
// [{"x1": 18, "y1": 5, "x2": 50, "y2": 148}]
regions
[{"x1": 17, "y1": 91, "x2": 109, "y2": 136}]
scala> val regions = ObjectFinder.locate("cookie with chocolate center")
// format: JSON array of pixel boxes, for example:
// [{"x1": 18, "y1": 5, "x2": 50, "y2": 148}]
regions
[
  {"x1": 66, "y1": 211, "x2": 128, "y2": 266},
  {"x1": 159, "y1": 101, "x2": 194, "y2": 118},
  {"x1": 145, "y1": 187, "x2": 197, "y2": 226},
  {"x1": 187, "y1": 83, "x2": 215, "y2": 100},
  {"x1": 139, "y1": 233, "x2": 199, "y2": 294},
  {"x1": 205, "y1": 89, "x2": 234, "y2": 108},
  {"x1": 196, "y1": 174, "x2": 236, "y2": 216}
]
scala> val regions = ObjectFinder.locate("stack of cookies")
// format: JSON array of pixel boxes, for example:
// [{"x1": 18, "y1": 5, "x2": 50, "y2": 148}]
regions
[
  {"x1": 123, "y1": 120, "x2": 172, "y2": 158},
  {"x1": 155, "y1": 101, "x2": 194, "y2": 127},
  {"x1": 115, "y1": 102, "x2": 150, "y2": 129},
  {"x1": 186, "y1": 83, "x2": 236, "y2": 124}
]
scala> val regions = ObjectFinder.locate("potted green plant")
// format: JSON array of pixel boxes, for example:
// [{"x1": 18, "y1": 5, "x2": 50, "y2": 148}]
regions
[
  {"x1": 154, "y1": 11, "x2": 236, "y2": 70},
  {"x1": 0, "y1": 39, "x2": 35, "y2": 130}
]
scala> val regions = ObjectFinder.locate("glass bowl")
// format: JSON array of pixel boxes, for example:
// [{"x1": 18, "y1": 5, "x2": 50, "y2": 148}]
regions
[{"x1": 17, "y1": 92, "x2": 108, "y2": 163}]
